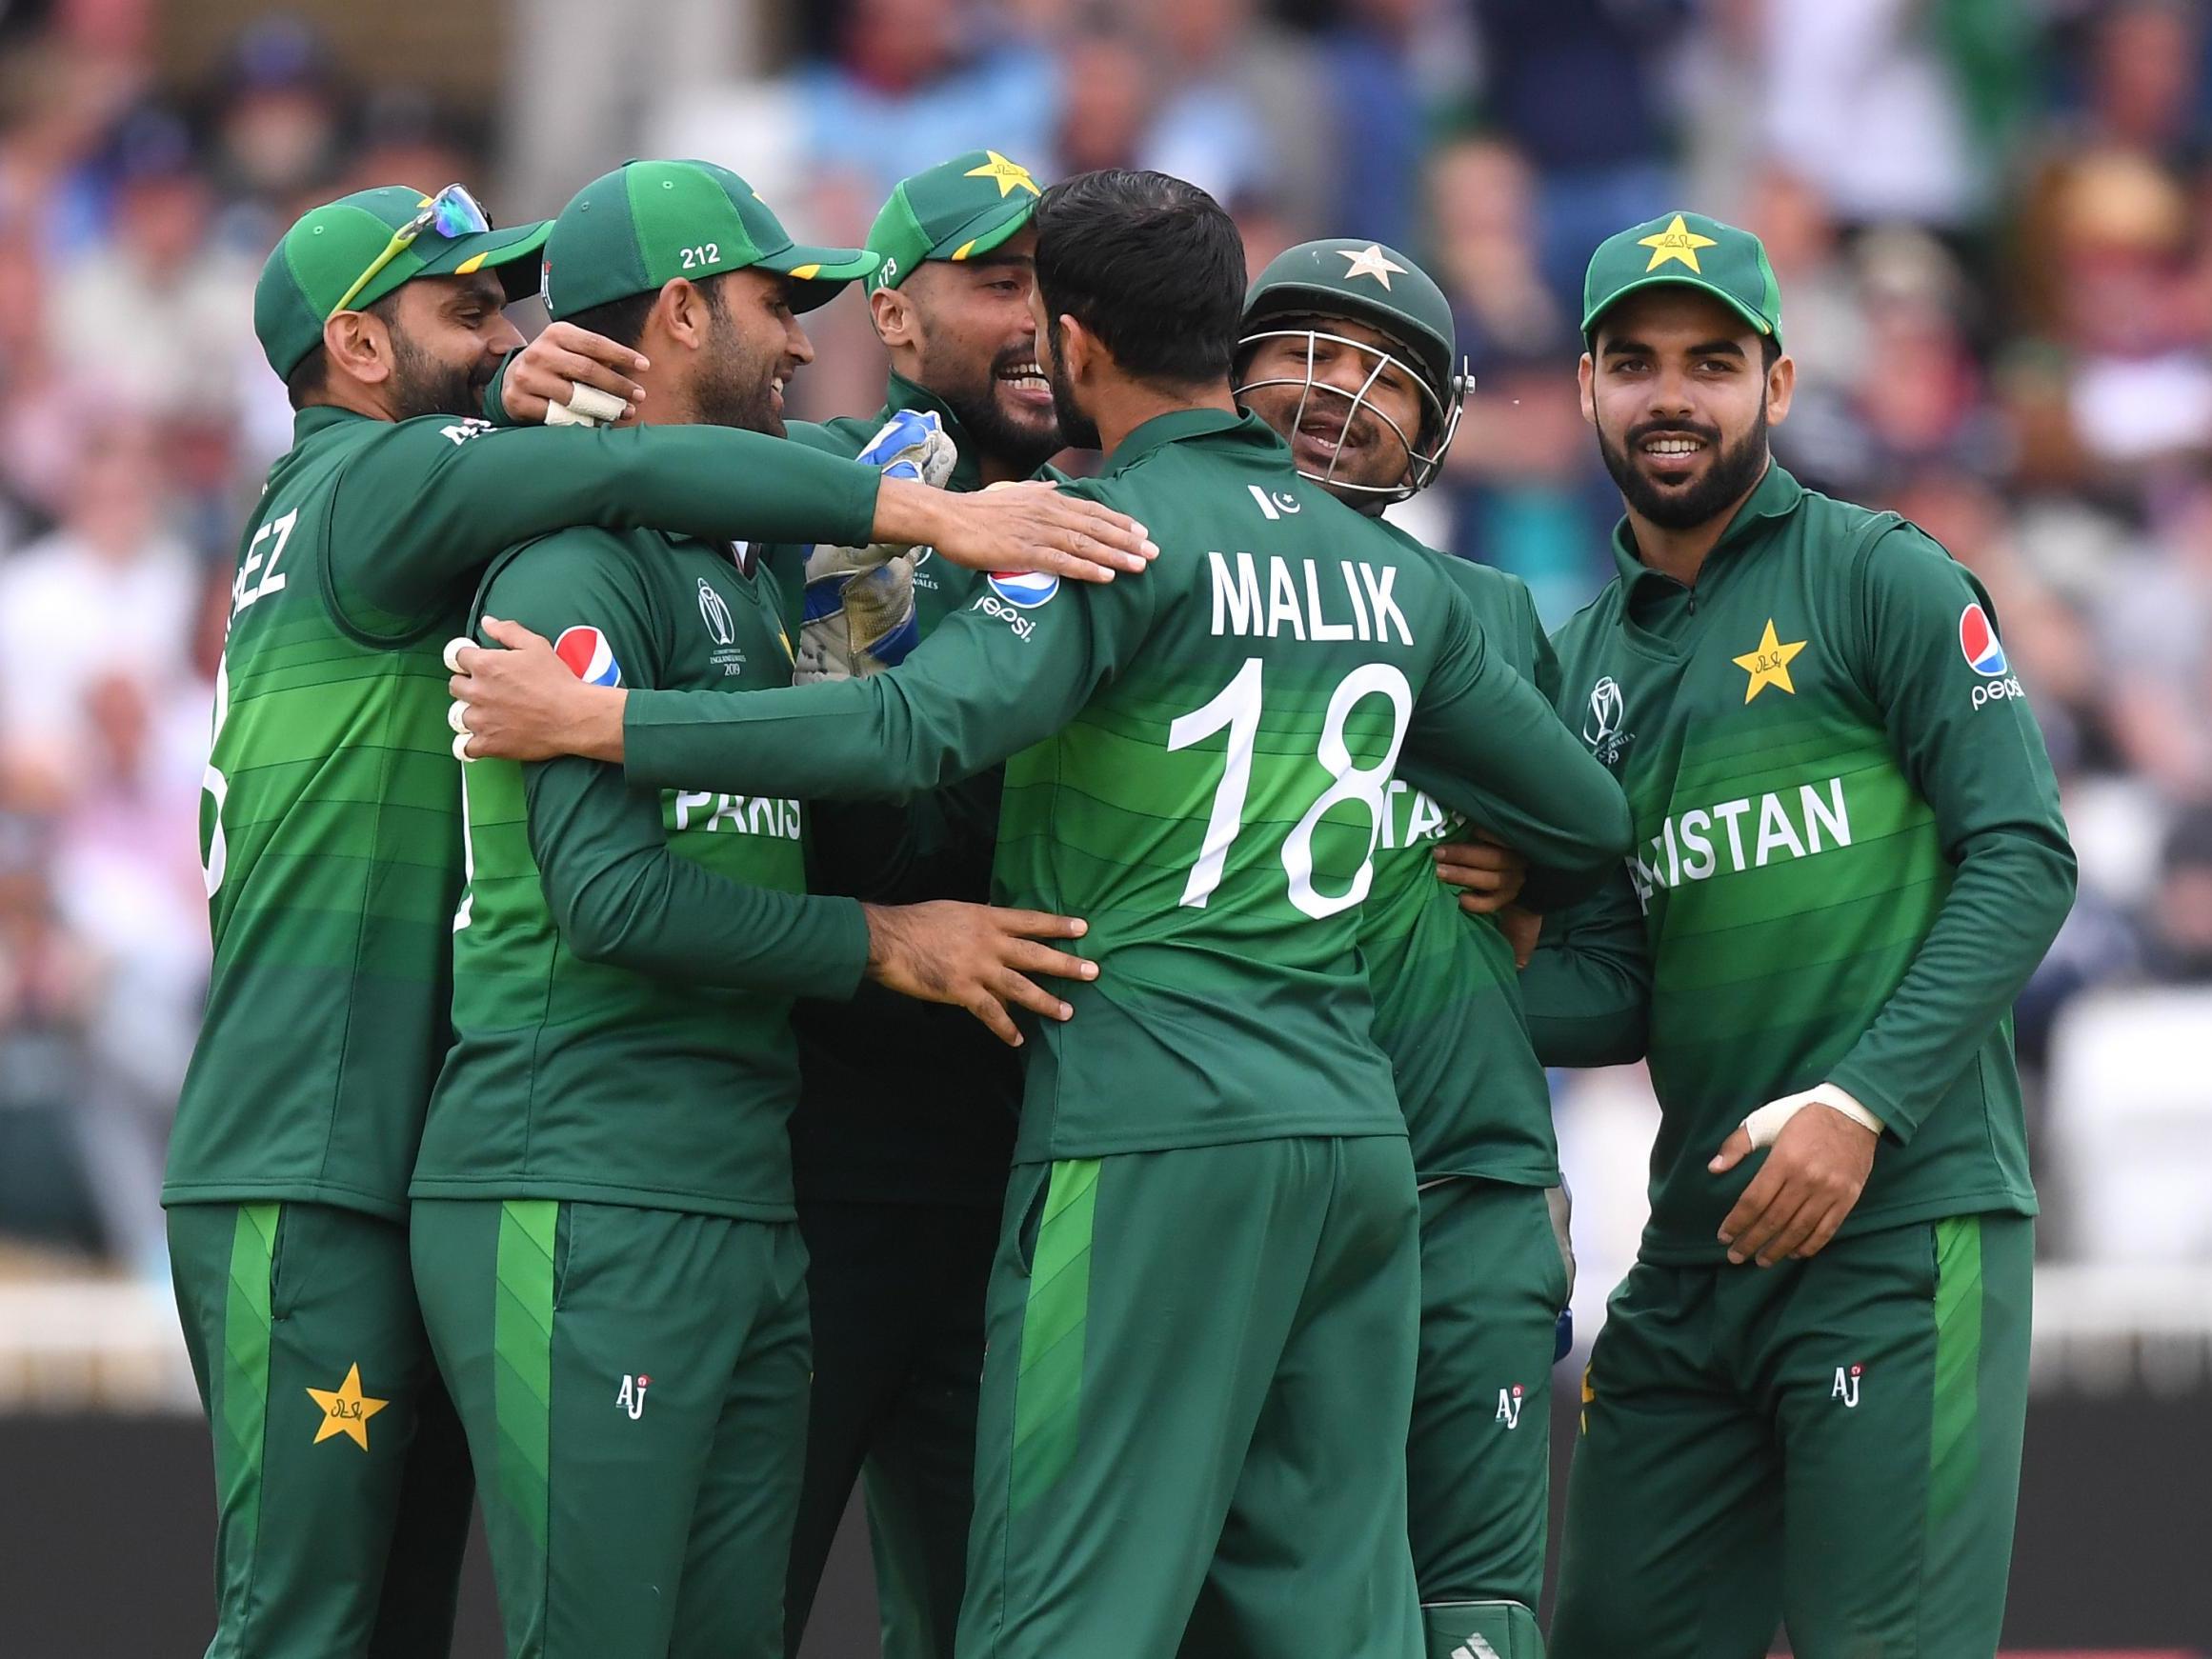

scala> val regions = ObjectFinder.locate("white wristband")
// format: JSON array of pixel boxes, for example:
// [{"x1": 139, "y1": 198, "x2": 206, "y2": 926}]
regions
[{"x1": 1739, "y1": 1083, "x2": 1884, "y2": 1149}]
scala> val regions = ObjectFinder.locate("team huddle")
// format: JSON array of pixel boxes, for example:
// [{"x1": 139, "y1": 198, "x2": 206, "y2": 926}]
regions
[{"x1": 171, "y1": 150, "x2": 2076, "y2": 1659}]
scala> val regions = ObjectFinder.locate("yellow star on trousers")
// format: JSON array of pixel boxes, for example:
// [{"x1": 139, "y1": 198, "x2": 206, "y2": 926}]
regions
[
  {"x1": 306, "y1": 1364, "x2": 389, "y2": 1450},
  {"x1": 1639, "y1": 212, "x2": 1718, "y2": 273},
  {"x1": 1733, "y1": 619, "x2": 1807, "y2": 703},
  {"x1": 965, "y1": 150, "x2": 1040, "y2": 198}
]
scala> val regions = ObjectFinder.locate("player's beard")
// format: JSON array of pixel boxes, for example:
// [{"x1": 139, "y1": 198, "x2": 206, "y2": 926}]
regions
[
  {"x1": 1045, "y1": 319, "x2": 1101, "y2": 452},
  {"x1": 1597, "y1": 404, "x2": 1769, "y2": 531},
  {"x1": 694, "y1": 298, "x2": 788, "y2": 437},
  {"x1": 935, "y1": 343, "x2": 1064, "y2": 476},
  {"x1": 385, "y1": 324, "x2": 493, "y2": 423}
]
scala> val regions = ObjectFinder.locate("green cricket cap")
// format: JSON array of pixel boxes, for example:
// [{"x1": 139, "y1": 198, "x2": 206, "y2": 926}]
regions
[
  {"x1": 1580, "y1": 210, "x2": 1782, "y2": 348},
  {"x1": 865, "y1": 149, "x2": 1043, "y2": 292},
  {"x1": 253, "y1": 185, "x2": 551, "y2": 380},
  {"x1": 540, "y1": 158, "x2": 878, "y2": 321}
]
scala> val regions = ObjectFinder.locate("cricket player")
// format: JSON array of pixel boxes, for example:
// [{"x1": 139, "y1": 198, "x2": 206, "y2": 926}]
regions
[
  {"x1": 447, "y1": 169, "x2": 1634, "y2": 1659},
  {"x1": 408, "y1": 159, "x2": 1103, "y2": 1659},
  {"x1": 1235, "y1": 238, "x2": 1574, "y2": 1659},
  {"x1": 769, "y1": 149, "x2": 1066, "y2": 1659},
  {"x1": 168, "y1": 180, "x2": 1148, "y2": 1659},
  {"x1": 1518, "y1": 211, "x2": 2076, "y2": 1658}
]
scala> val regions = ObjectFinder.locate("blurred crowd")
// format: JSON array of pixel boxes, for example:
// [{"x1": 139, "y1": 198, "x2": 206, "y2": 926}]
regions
[{"x1": 2, "y1": 0, "x2": 2210, "y2": 1277}]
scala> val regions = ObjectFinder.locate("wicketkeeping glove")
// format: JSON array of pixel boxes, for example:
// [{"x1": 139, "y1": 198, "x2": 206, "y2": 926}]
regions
[{"x1": 792, "y1": 409, "x2": 957, "y2": 685}]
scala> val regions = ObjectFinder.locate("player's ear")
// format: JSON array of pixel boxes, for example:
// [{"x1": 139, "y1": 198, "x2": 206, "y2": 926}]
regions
[
  {"x1": 324, "y1": 308, "x2": 392, "y2": 387},
  {"x1": 654, "y1": 277, "x2": 709, "y2": 351},
  {"x1": 1577, "y1": 351, "x2": 1598, "y2": 428},
  {"x1": 1765, "y1": 350, "x2": 1795, "y2": 427},
  {"x1": 871, "y1": 284, "x2": 913, "y2": 350},
  {"x1": 1058, "y1": 314, "x2": 1097, "y2": 385}
]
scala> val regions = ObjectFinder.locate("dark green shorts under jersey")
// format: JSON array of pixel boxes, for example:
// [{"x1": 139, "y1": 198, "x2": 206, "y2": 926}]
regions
[
  {"x1": 167, "y1": 1201, "x2": 473, "y2": 1659},
  {"x1": 411, "y1": 1199, "x2": 810, "y2": 1659},
  {"x1": 956, "y1": 1134, "x2": 1423, "y2": 1659},
  {"x1": 1550, "y1": 1212, "x2": 2032, "y2": 1659},
  {"x1": 1410, "y1": 1179, "x2": 1571, "y2": 1659},
  {"x1": 783, "y1": 1199, "x2": 996, "y2": 1659}
]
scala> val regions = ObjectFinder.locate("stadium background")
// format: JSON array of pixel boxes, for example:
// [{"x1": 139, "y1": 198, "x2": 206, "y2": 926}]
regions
[{"x1": 0, "y1": 0, "x2": 2206, "y2": 1652}]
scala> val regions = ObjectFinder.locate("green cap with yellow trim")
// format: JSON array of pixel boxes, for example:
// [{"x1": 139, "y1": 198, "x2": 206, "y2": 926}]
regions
[
  {"x1": 1580, "y1": 210, "x2": 1783, "y2": 348},
  {"x1": 541, "y1": 158, "x2": 878, "y2": 322},
  {"x1": 253, "y1": 185, "x2": 551, "y2": 379},
  {"x1": 864, "y1": 149, "x2": 1043, "y2": 293}
]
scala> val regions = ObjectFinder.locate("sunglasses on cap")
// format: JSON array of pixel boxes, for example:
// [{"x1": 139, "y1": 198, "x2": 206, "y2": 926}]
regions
[{"x1": 327, "y1": 183, "x2": 493, "y2": 319}]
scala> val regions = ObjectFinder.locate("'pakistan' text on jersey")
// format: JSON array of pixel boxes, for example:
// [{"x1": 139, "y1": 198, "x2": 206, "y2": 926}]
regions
[
  {"x1": 412, "y1": 530, "x2": 869, "y2": 1219},
  {"x1": 615, "y1": 410, "x2": 1633, "y2": 1165},
  {"x1": 1359, "y1": 531, "x2": 1563, "y2": 1186},
  {"x1": 168, "y1": 406, "x2": 879, "y2": 1219},
  {"x1": 1542, "y1": 465, "x2": 2073, "y2": 1260}
]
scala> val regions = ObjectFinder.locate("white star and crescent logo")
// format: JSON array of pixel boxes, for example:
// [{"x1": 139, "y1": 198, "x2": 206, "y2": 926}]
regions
[{"x1": 1337, "y1": 243, "x2": 1407, "y2": 289}]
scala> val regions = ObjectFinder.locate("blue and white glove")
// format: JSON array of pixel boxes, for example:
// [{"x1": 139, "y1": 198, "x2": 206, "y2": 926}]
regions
[{"x1": 794, "y1": 409, "x2": 956, "y2": 685}]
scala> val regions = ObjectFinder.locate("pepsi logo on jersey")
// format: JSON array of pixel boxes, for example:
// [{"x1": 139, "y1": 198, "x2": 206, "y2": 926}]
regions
[{"x1": 554, "y1": 626, "x2": 622, "y2": 688}]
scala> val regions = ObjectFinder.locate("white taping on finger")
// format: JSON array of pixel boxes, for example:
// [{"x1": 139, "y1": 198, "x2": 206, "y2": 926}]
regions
[
  {"x1": 543, "y1": 400, "x2": 598, "y2": 428},
  {"x1": 1739, "y1": 1083, "x2": 1885, "y2": 1149},
  {"x1": 448, "y1": 699, "x2": 473, "y2": 736},
  {"x1": 442, "y1": 636, "x2": 473, "y2": 673},
  {"x1": 566, "y1": 382, "x2": 627, "y2": 424},
  {"x1": 452, "y1": 729, "x2": 474, "y2": 764}
]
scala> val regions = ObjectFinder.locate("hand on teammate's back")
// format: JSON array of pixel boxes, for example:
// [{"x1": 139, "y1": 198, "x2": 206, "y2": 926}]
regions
[
  {"x1": 497, "y1": 322, "x2": 650, "y2": 424},
  {"x1": 447, "y1": 618, "x2": 625, "y2": 762},
  {"x1": 1430, "y1": 838, "x2": 1530, "y2": 916},
  {"x1": 874, "y1": 477, "x2": 1157, "y2": 586},
  {"x1": 861, "y1": 901, "x2": 1097, "y2": 1047}
]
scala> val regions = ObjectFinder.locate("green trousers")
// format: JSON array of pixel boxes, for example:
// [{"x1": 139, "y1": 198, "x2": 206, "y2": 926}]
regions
[
  {"x1": 167, "y1": 1200, "x2": 473, "y2": 1659},
  {"x1": 955, "y1": 1133, "x2": 1424, "y2": 1659},
  {"x1": 784, "y1": 1199, "x2": 997, "y2": 1659},
  {"x1": 1410, "y1": 1179, "x2": 1571, "y2": 1659},
  {"x1": 1550, "y1": 1212, "x2": 2033, "y2": 1659},
  {"x1": 412, "y1": 1198, "x2": 810, "y2": 1659}
]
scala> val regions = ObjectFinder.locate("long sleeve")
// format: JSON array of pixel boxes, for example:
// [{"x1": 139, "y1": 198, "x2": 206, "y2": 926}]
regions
[
  {"x1": 624, "y1": 577, "x2": 1149, "y2": 800},
  {"x1": 1519, "y1": 871, "x2": 1651, "y2": 1067},
  {"x1": 523, "y1": 753, "x2": 870, "y2": 999},
  {"x1": 482, "y1": 531, "x2": 871, "y2": 1001},
  {"x1": 326, "y1": 418, "x2": 883, "y2": 640},
  {"x1": 1823, "y1": 528, "x2": 2076, "y2": 1141},
  {"x1": 1398, "y1": 584, "x2": 1635, "y2": 911}
]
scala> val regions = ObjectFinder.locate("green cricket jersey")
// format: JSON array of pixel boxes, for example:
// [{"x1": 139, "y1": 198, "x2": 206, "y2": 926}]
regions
[
  {"x1": 1526, "y1": 464, "x2": 2073, "y2": 1261},
  {"x1": 411, "y1": 530, "x2": 870, "y2": 1220},
  {"x1": 614, "y1": 409, "x2": 1633, "y2": 1164},
  {"x1": 774, "y1": 373, "x2": 1016, "y2": 1206},
  {"x1": 1360, "y1": 530, "x2": 1563, "y2": 1186},
  {"x1": 168, "y1": 406, "x2": 883, "y2": 1221}
]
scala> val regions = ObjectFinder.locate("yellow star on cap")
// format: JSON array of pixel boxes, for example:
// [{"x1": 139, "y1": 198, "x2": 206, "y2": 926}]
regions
[
  {"x1": 306, "y1": 1364, "x2": 389, "y2": 1450},
  {"x1": 1639, "y1": 213, "x2": 1719, "y2": 274},
  {"x1": 1733, "y1": 619, "x2": 1807, "y2": 703},
  {"x1": 965, "y1": 150, "x2": 1040, "y2": 199},
  {"x1": 1338, "y1": 243, "x2": 1408, "y2": 289}
]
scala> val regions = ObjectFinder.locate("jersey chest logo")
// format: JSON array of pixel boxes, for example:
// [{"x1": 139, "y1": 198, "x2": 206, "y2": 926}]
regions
[
  {"x1": 1581, "y1": 675, "x2": 1634, "y2": 769},
  {"x1": 1732, "y1": 618, "x2": 1808, "y2": 703}
]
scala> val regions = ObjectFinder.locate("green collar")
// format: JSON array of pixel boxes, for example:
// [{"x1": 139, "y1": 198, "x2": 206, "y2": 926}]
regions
[
  {"x1": 1102, "y1": 405, "x2": 1266, "y2": 475},
  {"x1": 1609, "y1": 459, "x2": 1804, "y2": 590},
  {"x1": 878, "y1": 370, "x2": 984, "y2": 491},
  {"x1": 292, "y1": 404, "x2": 377, "y2": 444}
]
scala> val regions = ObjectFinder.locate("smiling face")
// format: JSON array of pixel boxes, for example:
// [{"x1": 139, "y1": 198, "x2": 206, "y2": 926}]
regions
[
  {"x1": 694, "y1": 266, "x2": 814, "y2": 437},
  {"x1": 1237, "y1": 314, "x2": 1430, "y2": 506},
  {"x1": 1580, "y1": 286, "x2": 1792, "y2": 531},
  {"x1": 893, "y1": 227, "x2": 1062, "y2": 472},
  {"x1": 380, "y1": 271, "x2": 526, "y2": 421}
]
